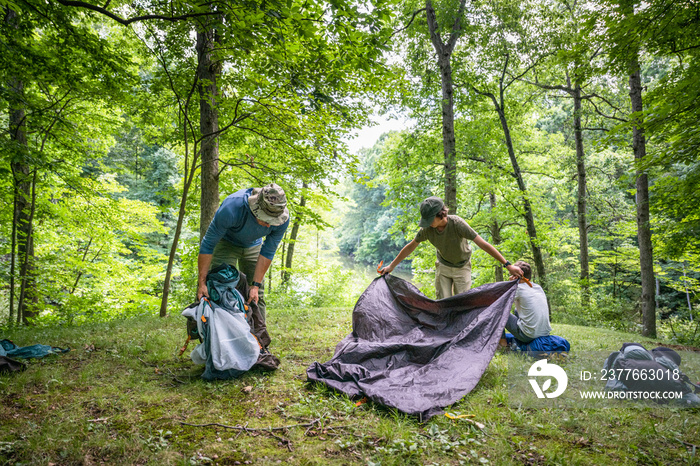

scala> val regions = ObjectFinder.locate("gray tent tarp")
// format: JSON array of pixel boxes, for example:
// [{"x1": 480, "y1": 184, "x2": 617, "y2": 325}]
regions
[{"x1": 307, "y1": 274, "x2": 519, "y2": 420}]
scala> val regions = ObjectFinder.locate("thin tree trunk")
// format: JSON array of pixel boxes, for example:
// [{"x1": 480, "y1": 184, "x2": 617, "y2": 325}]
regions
[
  {"x1": 437, "y1": 53, "x2": 457, "y2": 213},
  {"x1": 160, "y1": 160, "x2": 198, "y2": 316},
  {"x1": 6, "y1": 9, "x2": 20, "y2": 326},
  {"x1": 525, "y1": 68, "x2": 589, "y2": 300},
  {"x1": 7, "y1": 8, "x2": 35, "y2": 323},
  {"x1": 279, "y1": 232, "x2": 287, "y2": 281},
  {"x1": 683, "y1": 263, "x2": 692, "y2": 322},
  {"x1": 629, "y1": 50, "x2": 656, "y2": 337},
  {"x1": 70, "y1": 237, "x2": 93, "y2": 294},
  {"x1": 197, "y1": 15, "x2": 222, "y2": 240},
  {"x1": 426, "y1": 0, "x2": 466, "y2": 214},
  {"x1": 267, "y1": 262, "x2": 272, "y2": 292},
  {"x1": 17, "y1": 170, "x2": 37, "y2": 324},
  {"x1": 9, "y1": 184, "x2": 18, "y2": 325},
  {"x1": 655, "y1": 275, "x2": 660, "y2": 310},
  {"x1": 573, "y1": 83, "x2": 590, "y2": 308},
  {"x1": 158, "y1": 21, "x2": 205, "y2": 316},
  {"x1": 489, "y1": 192, "x2": 504, "y2": 282},
  {"x1": 283, "y1": 184, "x2": 307, "y2": 285},
  {"x1": 492, "y1": 98, "x2": 547, "y2": 289},
  {"x1": 472, "y1": 63, "x2": 547, "y2": 289}
]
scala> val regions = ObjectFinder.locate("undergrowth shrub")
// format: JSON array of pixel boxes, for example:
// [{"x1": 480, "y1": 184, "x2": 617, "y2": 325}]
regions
[{"x1": 658, "y1": 312, "x2": 700, "y2": 347}]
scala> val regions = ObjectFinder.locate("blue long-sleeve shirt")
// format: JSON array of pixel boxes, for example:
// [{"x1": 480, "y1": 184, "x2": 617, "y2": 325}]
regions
[{"x1": 199, "y1": 188, "x2": 290, "y2": 260}]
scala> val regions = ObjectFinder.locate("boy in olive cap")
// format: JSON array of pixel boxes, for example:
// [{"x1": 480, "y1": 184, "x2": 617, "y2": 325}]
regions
[
  {"x1": 379, "y1": 196, "x2": 523, "y2": 299},
  {"x1": 198, "y1": 184, "x2": 290, "y2": 322}
]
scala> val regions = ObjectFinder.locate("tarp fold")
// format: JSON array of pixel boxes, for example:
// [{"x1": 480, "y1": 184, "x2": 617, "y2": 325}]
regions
[{"x1": 307, "y1": 275, "x2": 519, "y2": 420}]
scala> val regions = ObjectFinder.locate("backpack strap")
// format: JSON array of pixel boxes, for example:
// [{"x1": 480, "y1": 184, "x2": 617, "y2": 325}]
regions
[{"x1": 681, "y1": 373, "x2": 700, "y2": 394}]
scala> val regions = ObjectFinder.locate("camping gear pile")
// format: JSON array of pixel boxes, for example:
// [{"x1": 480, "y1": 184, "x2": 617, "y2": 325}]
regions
[
  {"x1": 181, "y1": 263, "x2": 279, "y2": 380},
  {"x1": 603, "y1": 343, "x2": 700, "y2": 406},
  {"x1": 307, "y1": 274, "x2": 520, "y2": 420},
  {"x1": 0, "y1": 339, "x2": 70, "y2": 374}
]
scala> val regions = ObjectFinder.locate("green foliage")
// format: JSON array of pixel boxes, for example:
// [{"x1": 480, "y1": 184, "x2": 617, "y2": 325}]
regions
[
  {"x1": 364, "y1": 0, "x2": 700, "y2": 336},
  {"x1": 658, "y1": 314, "x2": 700, "y2": 347},
  {"x1": 1, "y1": 0, "x2": 406, "y2": 323},
  {"x1": 0, "y1": 0, "x2": 697, "y2": 340},
  {"x1": 30, "y1": 175, "x2": 167, "y2": 324},
  {"x1": 0, "y1": 3, "x2": 154, "y2": 323},
  {"x1": 337, "y1": 137, "x2": 410, "y2": 267},
  {"x1": 651, "y1": 162, "x2": 700, "y2": 260},
  {"x1": 267, "y1": 221, "x2": 377, "y2": 309}
]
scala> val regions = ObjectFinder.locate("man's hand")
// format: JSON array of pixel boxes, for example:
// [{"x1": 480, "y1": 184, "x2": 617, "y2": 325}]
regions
[
  {"x1": 379, "y1": 264, "x2": 395, "y2": 275},
  {"x1": 197, "y1": 282, "x2": 209, "y2": 300},
  {"x1": 247, "y1": 286, "x2": 260, "y2": 305},
  {"x1": 506, "y1": 264, "x2": 524, "y2": 279},
  {"x1": 197, "y1": 253, "x2": 213, "y2": 300}
]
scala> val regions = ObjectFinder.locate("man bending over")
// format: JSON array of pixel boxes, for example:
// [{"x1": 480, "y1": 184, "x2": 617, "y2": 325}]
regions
[{"x1": 197, "y1": 184, "x2": 290, "y2": 322}]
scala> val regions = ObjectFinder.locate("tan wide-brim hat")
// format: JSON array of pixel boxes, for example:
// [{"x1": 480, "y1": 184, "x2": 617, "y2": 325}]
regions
[{"x1": 247, "y1": 183, "x2": 290, "y2": 226}]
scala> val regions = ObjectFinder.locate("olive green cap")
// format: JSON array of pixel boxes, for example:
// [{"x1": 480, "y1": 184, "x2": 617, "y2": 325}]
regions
[{"x1": 419, "y1": 196, "x2": 444, "y2": 228}]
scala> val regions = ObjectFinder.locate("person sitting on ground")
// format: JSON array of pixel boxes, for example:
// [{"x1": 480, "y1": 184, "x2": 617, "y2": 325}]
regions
[
  {"x1": 379, "y1": 196, "x2": 523, "y2": 299},
  {"x1": 505, "y1": 260, "x2": 551, "y2": 343}
]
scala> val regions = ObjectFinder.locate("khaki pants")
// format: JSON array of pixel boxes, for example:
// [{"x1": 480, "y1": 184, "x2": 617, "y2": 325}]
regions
[
  {"x1": 211, "y1": 241, "x2": 266, "y2": 322},
  {"x1": 435, "y1": 261, "x2": 472, "y2": 299}
]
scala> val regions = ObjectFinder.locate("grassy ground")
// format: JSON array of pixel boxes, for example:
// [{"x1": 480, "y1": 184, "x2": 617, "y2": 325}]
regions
[{"x1": 1, "y1": 306, "x2": 699, "y2": 466}]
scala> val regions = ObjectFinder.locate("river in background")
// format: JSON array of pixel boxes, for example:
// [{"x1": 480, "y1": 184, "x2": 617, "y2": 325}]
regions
[
  {"x1": 272, "y1": 249, "x2": 428, "y2": 302},
  {"x1": 337, "y1": 254, "x2": 415, "y2": 282}
]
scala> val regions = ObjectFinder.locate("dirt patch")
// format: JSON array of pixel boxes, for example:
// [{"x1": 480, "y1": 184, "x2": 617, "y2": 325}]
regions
[{"x1": 652, "y1": 342, "x2": 700, "y2": 352}]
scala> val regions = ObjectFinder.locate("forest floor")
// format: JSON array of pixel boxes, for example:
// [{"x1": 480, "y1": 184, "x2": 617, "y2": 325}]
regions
[{"x1": 1, "y1": 305, "x2": 699, "y2": 466}]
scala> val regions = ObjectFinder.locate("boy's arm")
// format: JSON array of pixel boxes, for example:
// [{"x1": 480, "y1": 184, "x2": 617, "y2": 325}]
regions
[
  {"x1": 379, "y1": 240, "x2": 420, "y2": 275},
  {"x1": 472, "y1": 235, "x2": 523, "y2": 278}
]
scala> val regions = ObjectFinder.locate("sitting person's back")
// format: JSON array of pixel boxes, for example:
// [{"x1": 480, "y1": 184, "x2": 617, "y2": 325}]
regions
[{"x1": 506, "y1": 261, "x2": 551, "y2": 343}]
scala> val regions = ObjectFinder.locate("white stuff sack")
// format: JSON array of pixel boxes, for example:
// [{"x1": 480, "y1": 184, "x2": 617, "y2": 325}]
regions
[
  {"x1": 182, "y1": 299, "x2": 260, "y2": 371},
  {"x1": 208, "y1": 304, "x2": 260, "y2": 371}
]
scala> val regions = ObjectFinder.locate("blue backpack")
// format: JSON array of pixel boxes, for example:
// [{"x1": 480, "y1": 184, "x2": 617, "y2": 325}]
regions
[{"x1": 504, "y1": 333, "x2": 570, "y2": 358}]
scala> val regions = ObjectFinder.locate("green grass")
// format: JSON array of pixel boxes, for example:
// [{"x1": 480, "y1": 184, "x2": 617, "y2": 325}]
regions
[{"x1": 1, "y1": 309, "x2": 699, "y2": 465}]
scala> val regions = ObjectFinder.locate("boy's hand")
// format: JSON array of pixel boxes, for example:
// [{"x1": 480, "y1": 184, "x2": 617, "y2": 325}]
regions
[{"x1": 505, "y1": 264, "x2": 523, "y2": 279}]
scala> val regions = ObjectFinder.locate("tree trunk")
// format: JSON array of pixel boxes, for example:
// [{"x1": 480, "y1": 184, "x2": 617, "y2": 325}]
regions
[
  {"x1": 160, "y1": 13, "x2": 222, "y2": 316},
  {"x1": 159, "y1": 80, "x2": 201, "y2": 316},
  {"x1": 655, "y1": 275, "x2": 659, "y2": 310},
  {"x1": 489, "y1": 192, "x2": 504, "y2": 282},
  {"x1": 426, "y1": 0, "x2": 466, "y2": 214},
  {"x1": 283, "y1": 184, "x2": 307, "y2": 284},
  {"x1": 160, "y1": 162, "x2": 198, "y2": 317},
  {"x1": 197, "y1": 16, "x2": 222, "y2": 240},
  {"x1": 492, "y1": 100, "x2": 547, "y2": 289},
  {"x1": 7, "y1": 8, "x2": 36, "y2": 323},
  {"x1": 267, "y1": 260, "x2": 272, "y2": 292},
  {"x1": 17, "y1": 171, "x2": 37, "y2": 324},
  {"x1": 70, "y1": 238, "x2": 93, "y2": 294},
  {"x1": 629, "y1": 50, "x2": 656, "y2": 337},
  {"x1": 573, "y1": 83, "x2": 590, "y2": 308},
  {"x1": 683, "y1": 263, "x2": 692, "y2": 322},
  {"x1": 9, "y1": 185, "x2": 18, "y2": 325},
  {"x1": 439, "y1": 57, "x2": 458, "y2": 214},
  {"x1": 279, "y1": 232, "x2": 287, "y2": 281}
]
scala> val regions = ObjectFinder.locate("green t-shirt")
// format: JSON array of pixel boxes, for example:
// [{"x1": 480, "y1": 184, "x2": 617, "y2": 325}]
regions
[{"x1": 414, "y1": 215, "x2": 478, "y2": 268}]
